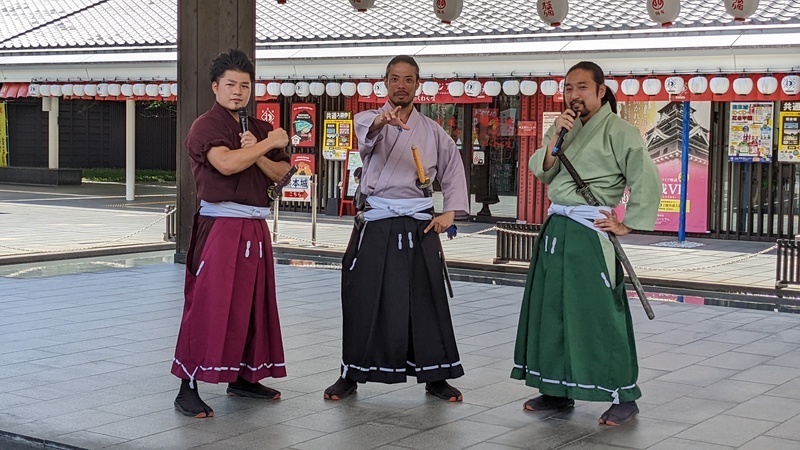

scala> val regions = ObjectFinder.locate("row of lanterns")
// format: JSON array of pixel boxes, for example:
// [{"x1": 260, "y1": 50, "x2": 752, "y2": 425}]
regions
[
  {"x1": 29, "y1": 82, "x2": 177, "y2": 98},
  {"x1": 341, "y1": 0, "x2": 762, "y2": 27},
  {"x1": 608, "y1": 75, "x2": 799, "y2": 97}
]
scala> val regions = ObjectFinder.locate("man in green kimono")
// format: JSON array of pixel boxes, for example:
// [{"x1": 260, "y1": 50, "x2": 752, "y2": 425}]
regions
[{"x1": 511, "y1": 61, "x2": 662, "y2": 426}]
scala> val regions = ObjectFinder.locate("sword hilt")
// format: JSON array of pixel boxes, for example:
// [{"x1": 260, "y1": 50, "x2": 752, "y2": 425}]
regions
[
  {"x1": 268, "y1": 165, "x2": 299, "y2": 200},
  {"x1": 411, "y1": 145, "x2": 431, "y2": 189}
]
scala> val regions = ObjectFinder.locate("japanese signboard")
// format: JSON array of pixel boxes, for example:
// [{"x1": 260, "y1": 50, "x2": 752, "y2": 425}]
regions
[
  {"x1": 728, "y1": 102, "x2": 774, "y2": 163},
  {"x1": 290, "y1": 104, "x2": 316, "y2": 148},
  {"x1": 345, "y1": 150, "x2": 362, "y2": 198},
  {"x1": 778, "y1": 101, "x2": 800, "y2": 162},
  {"x1": 282, "y1": 153, "x2": 315, "y2": 202},
  {"x1": 322, "y1": 111, "x2": 353, "y2": 160},
  {"x1": 256, "y1": 103, "x2": 281, "y2": 129}
]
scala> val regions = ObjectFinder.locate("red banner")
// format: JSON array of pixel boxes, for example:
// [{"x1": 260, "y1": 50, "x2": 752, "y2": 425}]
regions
[
  {"x1": 256, "y1": 103, "x2": 281, "y2": 129},
  {"x1": 518, "y1": 121, "x2": 537, "y2": 136},
  {"x1": 290, "y1": 103, "x2": 316, "y2": 148},
  {"x1": 291, "y1": 153, "x2": 315, "y2": 176}
]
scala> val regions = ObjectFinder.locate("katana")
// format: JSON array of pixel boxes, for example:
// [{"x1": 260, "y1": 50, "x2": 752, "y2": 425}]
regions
[
  {"x1": 551, "y1": 124, "x2": 655, "y2": 320},
  {"x1": 267, "y1": 165, "x2": 298, "y2": 200}
]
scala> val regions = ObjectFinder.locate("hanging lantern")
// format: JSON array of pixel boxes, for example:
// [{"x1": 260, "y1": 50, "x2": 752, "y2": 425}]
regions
[
  {"x1": 170, "y1": 83, "x2": 178, "y2": 97},
  {"x1": 39, "y1": 85, "x2": 51, "y2": 96},
  {"x1": 688, "y1": 76, "x2": 708, "y2": 94},
  {"x1": 132, "y1": 83, "x2": 146, "y2": 96},
  {"x1": 604, "y1": 79, "x2": 619, "y2": 94},
  {"x1": 325, "y1": 82, "x2": 342, "y2": 97},
  {"x1": 373, "y1": 81, "x2": 388, "y2": 97},
  {"x1": 357, "y1": 82, "x2": 373, "y2": 96},
  {"x1": 295, "y1": 82, "x2": 310, "y2": 97},
  {"x1": 537, "y1": 0, "x2": 568, "y2": 27},
  {"x1": 107, "y1": 83, "x2": 122, "y2": 96},
  {"x1": 483, "y1": 80, "x2": 502, "y2": 97},
  {"x1": 756, "y1": 76, "x2": 778, "y2": 95},
  {"x1": 61, "y1": 83, "x2": 74, "y2": 96},
  {"x1": 558, "y1": 79, "x2": 565, "y2": 95},
  {"x1": 642, "y1": 78, "x2": 662, "y2": 96},
  {"x1": 267, "y1": 82, "x2": 281, "y2": 97},
  {"x1": 448, "y1": 81, "x2": 465, "y2": 97},
  {"x1": 725, "y1": 0, "x2": 760, "y2": 22},
  {"x1": 28, "y1": 84, "x2": 40, "y2": 97},
  {"x1": 464, "y1": 80, "x2": 482, "y2": 97},
  {"x1": 145, "y1": 84, "x2": 159, "y2": 97},
  {"x1": 84, "y1": 84, "x2": 98, "y2": 97},
  {"x1": 540, "y1": 79, "x2": 558, "y2": 96},
  {"x1": 158, "y1": 83, "x2": 171, "y2": 98},
  {"x1": 621, "y1": 78, "x2": 640, "y2": 96},
  {"x1": 502, "y1": 80, "x2": 521, "y2": 96},
  {"x1": 50, "y1": 85, "x2": 63, "y2": 97},
  {"x1": 309, "y1": 82, "x2": 325, "y2": 96},
  {"x1": 280, "y1": 82, "x2": 295, "y2": 97},
  {"x1": 732, "y1": 77, "x2": 753, "y2": 96},
  {"x1": 647, "y1": 0, "x2": 680, "y2": 28},
  {"x1": 422, "y1": 81, "x2": 439, "y2": 96},
  {"x1": 709, "y1": 76, "x2": 730, "y2": 95},
  {"x1": 340, "y1": 82, "x2": 357, "y2": 96},
  {"x1": 121, "y1": 84, "x2": 134, "y2": 97},
  {"x1": 782, "y1": 75, "x2": 800, "y2": 95},
  {"x1": 664, "y1": 76, "x2": 685, "y2": 95},
  {"x1": 348, "y1": 0, "x2": 375, "y2": 11},
  {"x1": 254, "y1": 82, "x2": 267, "y2": 97},
  {"x1": 519, "y1": 80, "x2": 538, "y2": 95},
  {"x1": 72, "y1": 84, "x2": 85, "y2": 97},
  {"x1": 97, "y1": 83, "x2": 109, "y2": 97},
  {"x1": 414, "y1": 82, "x2": 423, "y2": 97},
  {"x1": 433, "y1": 0, "x2": 463, "y2": 24}
]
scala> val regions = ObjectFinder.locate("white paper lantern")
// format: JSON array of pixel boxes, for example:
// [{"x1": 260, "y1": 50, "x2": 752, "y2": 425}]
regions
[
  {"x1": 537, "y1": 0, "x2": 569, "y2": 27},
  {"x1": 433, "y1": 0, "x2": 463, "y2": 24},
  {"x1": 448, "y1": 81, "x2": 465, "y2": 97},
  {"x1": 647, "y1": 0, "x2": 680, "y2": 27},
  {"x1": 664, "y1": 76, "x2": 685, "y2": 95},
  {"x1": 50, "y1": 85, "x2": 63, "y2": 97},
  {"x1": 295, "y1": 82, "x2": 310, "y2": 97},
  {"x1": 782, "y1": 75, "x2": 800, "y2": 95},
  {"x1": 325, "y1": 82, "x2": 341, "y2": 97},
  {"x1": 132, "y1": 83, "x2": 146, "y2": 96},
  {"x1": 97, "y1": 83, "x2": 109, "y2": 97},
  {"x1": 502, "y1": 80, "x2": 521, "y2": 96},
  {"x1": 621, "y1": 78, "x2": 640, "y2": 96},
  {"x1": 733, "y1": 77, "x2": 754, "y2": 96},
  {"x1": 72, "y1": 84, "x2": 85, "y2": 97},
  {"x1": 170, "y1": 83, "x2": 178, "y2": 97},
  {"x1": 309, "y1": 82, "x2": 325, "y2": 96},
  {"x1": 121, "y1": 84, "x2": 134, "y2": 97},
  {"x1": 483, "y1": 80, "x2": 502, "y2": 97},
  {"x1": 28, "y1": 84, "x2": 40, "y2": 97},
  {"x1": 84, "y1": 84, "x2": 97, "y2": 97},
  {"x1": 357, "y1": 82, "x2": 373, "y2": 96},
  {"x1": 539, "y1": 79, "x2": 558, "y2": 96},
  {"x1": 725, "y1": 0, "x2": 760, "y2": 22},
  {"x1": 61, "y1": 83, "x2": 74, "y2": 96},
  {"x1": 349, "y1": 0, "x2": 375, "y2": 11},
  {"x1": 688, "y1": 76, "x2": 708, "y2": 94},
  {"x1": 756, "y1": 76, "x2": 778, "y2": 95},
  {"x1": 158, "y1": 83, "x2": 171, "y2": 98},
  {"x1": 145, "y1": 84, "x2": 159, "y2": 97},
  {"x1": 280, "y1": 82, "x2": 295, "y2": 97},
  {"x1": 464, "y1": 80, "x2": 482, "y2": 97},
  {"x1": 373, "y1": 81, "x2": 388, "y2": 97},
  {"x1": 422, "y1": 81, "x2": 439, "y2": 96},
  {"x1": 107, "y1": 83, "x2": 121, "y2": 96},
  {"x1": 341, "y1": 82, "x2": 357, "y2": 97},
  {"x1": 642, "y1": 78, "x2": 662, "y2": 96},
  {"x1": 520, "y1": 80, "x2": 538, "y2": 96},
  {"x1": 604, "y1": 79, "x2": 619, "y2": 94},
  {"x1": 267, "y1": 82, "x2": 282, "y2": 96},
  {"x1": 255, "y1": 82, "x2": 268, "y2": 97},
  {"x1": 39, "y1": 85, "x2": 51, "y2": 96},
  {"x1": 709, "y1": 76, "x2": 730, "y2": 95}
]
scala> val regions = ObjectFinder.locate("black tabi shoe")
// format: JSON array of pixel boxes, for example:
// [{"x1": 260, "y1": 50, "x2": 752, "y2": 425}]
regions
[
  {"x1": 425, "y1": 380, "x2": 463, "y2": 402},
  {"x1": 523, "y1": 394, "x2": 574, "y2": 411},
  {"x1": 599, "y1": 401, "x2": 639, "y2": 426},
  {"x1": 174, "y1": 380, "x2": 214, "y2": 418},
  {"x1": 226, "y1": 378, "x2": 281, "y2": 399},
  {"x1": 324, "y1": 377, "x2": 357, "y2": 400}
]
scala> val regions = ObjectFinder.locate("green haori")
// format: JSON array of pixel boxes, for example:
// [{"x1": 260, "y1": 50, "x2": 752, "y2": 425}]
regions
[{"x1": 511, "y1": 214, "x2": 641, "y2": 404}]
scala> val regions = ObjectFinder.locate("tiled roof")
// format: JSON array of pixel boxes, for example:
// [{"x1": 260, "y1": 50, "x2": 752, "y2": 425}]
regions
[{"x1": 1, "y1": 0, "x2": 798, "y2": 50}]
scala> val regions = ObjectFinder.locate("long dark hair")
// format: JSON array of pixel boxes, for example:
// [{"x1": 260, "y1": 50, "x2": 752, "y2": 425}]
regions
[
  {"x1": 385, "y1": 55, "x2": 420, "y2": 81},
  {"x1": 566, "y1": 61, "x2": 617, "y2": 114},
  {"x1": 209, "y1": 49, "x2": 256, "y2": 83}
]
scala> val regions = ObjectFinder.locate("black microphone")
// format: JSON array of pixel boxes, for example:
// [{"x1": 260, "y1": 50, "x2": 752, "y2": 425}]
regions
[
  {"x1": 551, "y1": 111, "x2": 580, "y2": 156},
  {"x1": 237, "y1": 107, "x2": 248, "y2": 133}
]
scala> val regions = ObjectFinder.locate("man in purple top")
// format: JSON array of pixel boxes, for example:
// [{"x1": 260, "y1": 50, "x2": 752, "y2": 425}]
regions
[
  {"x1": 324, "y1": 55, "x2": 470, "y2": 402},
  {"x1": 171, "y1": 49, "x2": 291, "y2": 418}
]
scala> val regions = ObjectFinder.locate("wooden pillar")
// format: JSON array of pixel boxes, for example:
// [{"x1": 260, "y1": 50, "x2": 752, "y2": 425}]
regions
[{"x1": 175, "y1": 0, "x2": 255, "y2": 263}]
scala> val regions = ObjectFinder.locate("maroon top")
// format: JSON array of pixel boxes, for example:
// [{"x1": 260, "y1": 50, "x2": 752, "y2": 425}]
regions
[{"x1": 186, "y1": 101, "x2": 291, "y2": 207}]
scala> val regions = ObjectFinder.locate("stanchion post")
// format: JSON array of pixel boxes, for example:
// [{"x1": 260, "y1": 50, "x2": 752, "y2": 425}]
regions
[
  {"x1": 272, "y1": 198, "x2": 280, "y2": 244},
  {"x1": 311, "y1": 174, "x2": 318, "y2": 246}
]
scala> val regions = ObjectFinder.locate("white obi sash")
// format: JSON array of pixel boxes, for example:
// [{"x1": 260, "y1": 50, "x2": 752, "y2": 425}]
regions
[
  {"x1": 199, "y1": 200, "x2": 270, "y2": 219},
  {"x1": 363, "y1": 196, "x2": 434, "y2": 222},
  {"x1": 548, "y1": 203, "x2": 611, "y2": 239}
]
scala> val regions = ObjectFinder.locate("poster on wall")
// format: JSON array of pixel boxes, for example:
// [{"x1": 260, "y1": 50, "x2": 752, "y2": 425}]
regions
[
  {"x1": 618, "y1": 101, "x2": 711, "y2": 233},
  {"x1": 0, "y1": 102, "x2": 8, "y2": 167},
  {"x1": 345, "y1": 150, "x2": 362, "y2": 198},
  {"x1": 500, "y1": 108, "x2": 516, "y2": 137},
  {"x1": 728, "y1": 102, "x2": 774, "y2": 163},
  {"x1": 256, "y1": 103, "x2": 281, "y2": 129},
  {"x1": 541, "y1": 112, "x2": 561, "y2": 141},
  {"x1": 778, "y1": 101, "x2": 800, "y2": 162},
  {"x1": 281, "y1": 153, "x2": 315, "y2": 202},
  {"x1": 290, "y1": 103, "x2": 316, "y2": 148},
  {"x1": 322, "y1": 111, "x2": 353, "y2": 160}
]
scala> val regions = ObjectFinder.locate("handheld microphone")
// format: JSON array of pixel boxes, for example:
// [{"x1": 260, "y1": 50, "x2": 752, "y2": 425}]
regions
[
  {"x1": 552, "y1": 111, "x2": 580, "y2": 156},
  {"x1": 237, "y1": 107, "x2": 248, "y2": 133}
]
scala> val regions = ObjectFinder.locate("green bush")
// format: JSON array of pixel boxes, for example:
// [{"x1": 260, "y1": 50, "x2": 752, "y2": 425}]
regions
[{"x1": 81, "y1": 168, "x2": 176, "y2": 183}]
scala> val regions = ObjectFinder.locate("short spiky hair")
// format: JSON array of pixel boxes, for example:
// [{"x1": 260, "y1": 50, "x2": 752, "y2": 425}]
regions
[
  {"x1": 209, "y1": 49, "x2": 255, "y2": 83},
  {"x1": 384, "y1": 55, "x2": 420, "y2": 81}
]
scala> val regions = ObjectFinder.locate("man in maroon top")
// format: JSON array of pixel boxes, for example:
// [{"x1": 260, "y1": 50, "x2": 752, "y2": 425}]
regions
[{"x1": 171, "y1": 49, "x2": 291, "y2": 418}]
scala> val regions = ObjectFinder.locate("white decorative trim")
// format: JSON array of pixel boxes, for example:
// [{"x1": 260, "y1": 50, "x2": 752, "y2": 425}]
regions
[
  {"x1": 341, "y1": 359, "x2": 461, "y2": 375},
  {"x1": 173, "y1": 358, "x2": 286, "y2": 385},
  {"x1": 514, "y1": 364, "x2": 637, "y2": 404}
]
